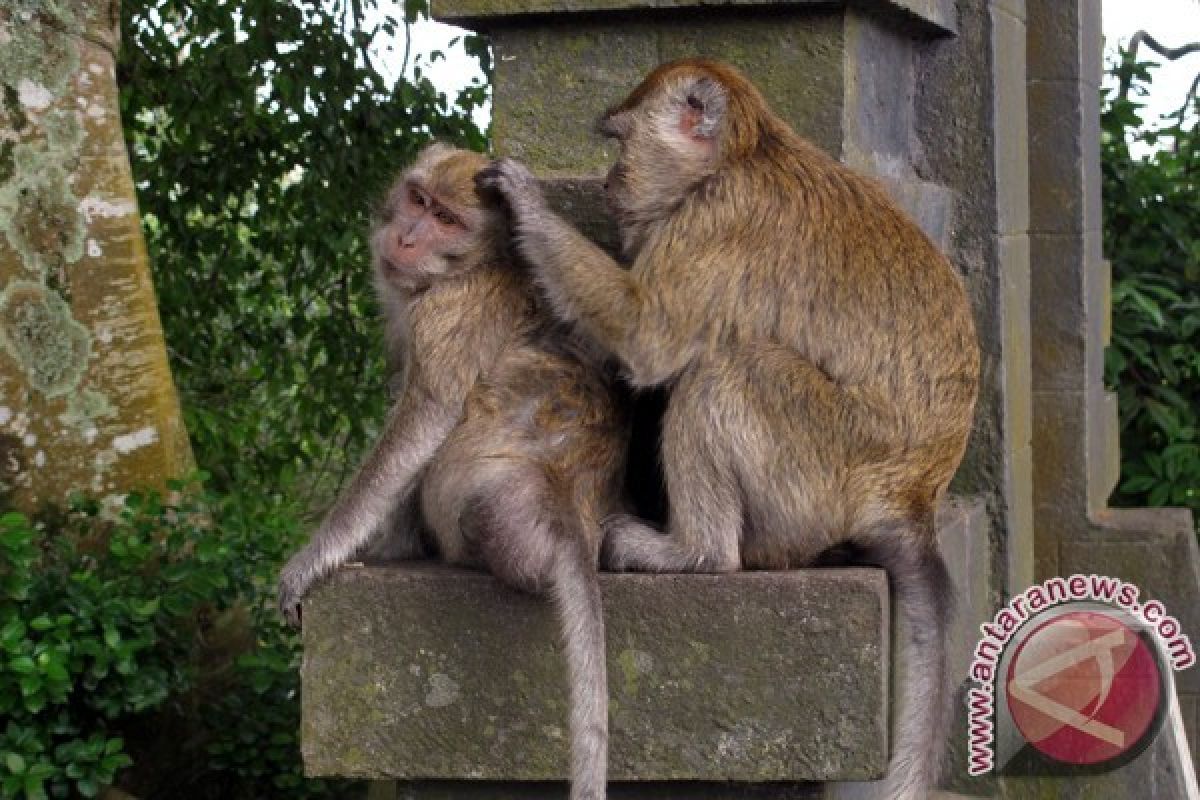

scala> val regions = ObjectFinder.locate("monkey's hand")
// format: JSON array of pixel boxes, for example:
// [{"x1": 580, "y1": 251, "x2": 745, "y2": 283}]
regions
[
  {"x1": 277, "y1": 548, "x2": 323, "y2": 628},
  {"x1": 477, "y1": 158, "x2": 547, "y2": 220}
]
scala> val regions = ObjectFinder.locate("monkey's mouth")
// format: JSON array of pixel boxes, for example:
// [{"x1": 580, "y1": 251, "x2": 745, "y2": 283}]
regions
[{"x1": 381, "y1": 258, "x2": 412, "y2": 276}]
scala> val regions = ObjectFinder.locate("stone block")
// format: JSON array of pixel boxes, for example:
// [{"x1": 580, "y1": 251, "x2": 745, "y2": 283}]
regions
[
  {"x1": 542, "y1": 178, "x2": 620, "y2": 255},
  {"x1": 302, "y1": 566, "x2": 889, "y2": 782},
  {"x1": 654, "y1": 12, "x2": 846, "y2": 156},
  {"x1": 936, "y1": 498, "x2": 992, "y2": 686},
  {"x1": 991, "y1": 0, "x2": 1024, "y2": 23},
  {"x1": 873, "y1": 177, "x2": 956, "y2": 253},
  {"x1": 843, "y1": 12, "x2": 913, "y2": 166},
  {"x1": 1026, "y1": 1, "x2": 1079, "y2": 83},
  {"x1": 488, "y1": 11, "x2": 846, "y2": 172},
  {"x1": 491, "y1": 25, "x2": 657, "y2": 172},
  {"x1": 1030, "y1": 389, "x2": 1087, "y2": 576},
  {"x1": 1064, "y1": 507, "x2": 1200, "y2": 695},
  {"x1": 1026, "y1": 79, "x2": 1087, "y2": 235},
  {"x1": 996, "y1": 233, "x2": 1034, "y2": 592},
  {"x1": 1029, "y1": 232, "x2": 1102, "y2": 391},
  {"x1": 990, "y1": 3, "x2": 1029, "y2": 236},
  {"x1": 435, "y1": 0, "x2": 956, "y2": 36},
  {"x1": 1182, "y1": 692, "x2": 1198, "y2": 777},
  {"x1": 1085, "y1": 386, "x2": 1119, "y2": 514},
  {"x1": 373, "y1": 780, "x2": 824, "y2": 799}
]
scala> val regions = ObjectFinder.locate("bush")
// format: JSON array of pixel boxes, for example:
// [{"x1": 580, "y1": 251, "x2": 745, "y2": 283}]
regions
[
  {"x1": 0, "y1": 483, "x2": 354, "y2": 800},
  {"x1": 1102, "y1": 50, "x2": 1200, "y2": 519},
  {"x1": 0, "y1": 485, "x2": 238, "y2": 799}
]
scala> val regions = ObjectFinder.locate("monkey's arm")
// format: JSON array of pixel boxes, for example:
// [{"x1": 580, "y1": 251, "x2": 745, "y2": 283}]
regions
[
  {"x1": 480, "y1": 159, "x2": 696, "y2": 386},
  {"x1": 277, "y1": 380, "x2": 460, "y2": 625}
]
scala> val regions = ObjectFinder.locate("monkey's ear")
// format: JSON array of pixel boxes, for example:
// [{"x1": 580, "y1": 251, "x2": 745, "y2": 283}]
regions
[{"x1": 678, "y1": 77, "x2": 727, "y2": 141}]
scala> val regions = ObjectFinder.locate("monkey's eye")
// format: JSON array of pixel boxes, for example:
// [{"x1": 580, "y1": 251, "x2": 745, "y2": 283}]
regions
[
  {"x1": 410, "y1": 187, "x2": 427, "y2": 208},
  {"x1": 686, "y1": 94, "x2": 704, "y2": 111},
  {"x1": 434, "y1": 209, "x2": 459, "y2": 227}
]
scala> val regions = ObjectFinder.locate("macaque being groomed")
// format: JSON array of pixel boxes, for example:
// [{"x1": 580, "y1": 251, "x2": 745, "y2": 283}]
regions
[
  {"x1": 278, "y1": 144, "x2": 628, "y2": 800},
  {"x1": 480, "y1": 59, "x2": 980, "y2": 800}
]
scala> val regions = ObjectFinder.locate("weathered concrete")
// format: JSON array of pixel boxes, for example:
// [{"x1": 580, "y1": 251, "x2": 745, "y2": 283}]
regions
[
  {"x1": 369, "y1": 781, "x2": 825, "y2": 799},
  {"x1": 303, "y1": 566, "x2": 889, "y2": 782},
  {"x1": 436, "y1": 0, "x2": 955, "y2": 36}
]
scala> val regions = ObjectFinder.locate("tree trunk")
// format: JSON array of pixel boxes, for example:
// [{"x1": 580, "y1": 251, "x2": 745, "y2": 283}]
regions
[{"x1": 0, "y1": 0, "x2": 192, "y2": 511}]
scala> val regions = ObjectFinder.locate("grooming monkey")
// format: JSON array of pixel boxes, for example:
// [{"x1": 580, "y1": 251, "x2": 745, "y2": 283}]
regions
[
  {"x1": 278, "y1": 143, "x2": 627, "y2": 800},
  {"x1": 480, "y1": 59, "x2": 980, "y2": 800}
]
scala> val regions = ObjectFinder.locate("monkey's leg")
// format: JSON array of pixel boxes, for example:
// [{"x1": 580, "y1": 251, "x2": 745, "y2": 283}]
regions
[
  {"x1": 278, "y1": 395, "x2": 458, "y2": 625},
  {"x1": 459, "y1": 482, "x2": 609, "y2": 800},
  {"x1": 359, "y1": 496, "x2": 427, "y2": 563},
  {"x1": 603, "y1": 367, "x2": 744, "y2": 573}
]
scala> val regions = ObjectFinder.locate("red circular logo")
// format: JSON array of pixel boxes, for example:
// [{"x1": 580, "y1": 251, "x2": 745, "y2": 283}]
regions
[{"x1": 1005, "y1": 610, "x2": 1162, "y2": 766}]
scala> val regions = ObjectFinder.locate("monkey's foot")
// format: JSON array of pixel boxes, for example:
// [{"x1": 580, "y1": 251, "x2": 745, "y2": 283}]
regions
[
  {"x1": 600, "y1": 513, "x2": 667, "y2": 571},
  {"x1": 602, "y1": 513, "x2": 742, "y2": 573}
]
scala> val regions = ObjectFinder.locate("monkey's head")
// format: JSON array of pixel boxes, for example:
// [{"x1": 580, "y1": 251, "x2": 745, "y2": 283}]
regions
[
  {"x1": 372, "y1": 143, "x2": 504, "y2": 290},
  {"x1": 597, "y1": 59, "x2": 777, "y2": 230}
]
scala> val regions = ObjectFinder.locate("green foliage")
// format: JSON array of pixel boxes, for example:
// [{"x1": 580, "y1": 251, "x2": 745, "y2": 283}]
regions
[
  {"x1": 85, "y1": 2, "x2": 490, "y2": 797},
  {"x1": 0, "y1": 482, "x2": 355, "y2": 800},
  {"x1": 118, "y1": 0, "x2": 489, "y2": 507},
  {"x1": 1101, "y1": 51, "x2": 1199, "y2": 518},
  {"x1": 0, "y1": 486, "x2": 237, "y2": 799}
]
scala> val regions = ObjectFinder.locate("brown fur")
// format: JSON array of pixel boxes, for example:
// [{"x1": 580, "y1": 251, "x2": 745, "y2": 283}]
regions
[
  {"x1": 481, "y1": 59, "x2": 980, "y2": 800},
  {"x1": 279, "y1": 144, "x2": 627, "y2": 800}
]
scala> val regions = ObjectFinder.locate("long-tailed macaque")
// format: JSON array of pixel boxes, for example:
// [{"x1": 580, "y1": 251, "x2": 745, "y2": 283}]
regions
[
  {"x1": 480, "y1": 59, "x2": 980, "y2": 800},
  {"x1": 278, "y1": 144, "x2": 627, "y2": 800}
]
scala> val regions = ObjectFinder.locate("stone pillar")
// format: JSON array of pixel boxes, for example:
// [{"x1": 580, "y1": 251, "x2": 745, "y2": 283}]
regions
[
  {"x1": 0, "y1": 0, "x2": 193, "y2": 510},
  {"x1": 301, "y1": 0, "x2": 1199, "y2": 796},
  {"x1": 1024, "y1": 0, "x2": 1200, "y2": 786},
  {"x1": 438, "y1": 0, "x2": 1007, "y2": 682}
]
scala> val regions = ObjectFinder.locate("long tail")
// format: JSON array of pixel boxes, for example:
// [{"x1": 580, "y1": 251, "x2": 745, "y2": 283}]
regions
[
  {"x1": 551, "y1": 531, "x2": 608, "y2": 800},
  {"x1": 856, "y1": 521, "x2": 955, "y2": 800}
]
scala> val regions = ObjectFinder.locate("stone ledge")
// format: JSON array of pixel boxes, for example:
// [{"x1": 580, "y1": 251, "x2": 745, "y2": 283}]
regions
[
  {"x1": 302, "y1": 566, "x2": 889, "y2": 782},
  {"x1": 433, "y1": 0, "x2": 956, "y2": 37}
]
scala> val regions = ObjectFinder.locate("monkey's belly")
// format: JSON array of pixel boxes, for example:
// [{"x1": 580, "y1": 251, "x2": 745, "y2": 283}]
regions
[{"x1": 418, "y1": 390, "x2": 623, "y2": 573}]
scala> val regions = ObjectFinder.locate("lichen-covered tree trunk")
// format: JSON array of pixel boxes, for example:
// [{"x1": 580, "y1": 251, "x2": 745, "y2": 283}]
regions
[{"x1": 0, "y1": 0, "x2": 192, "y2": 511}]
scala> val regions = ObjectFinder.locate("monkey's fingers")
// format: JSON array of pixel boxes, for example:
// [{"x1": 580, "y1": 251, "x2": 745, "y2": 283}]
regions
[
  {"x1": 278, "y1": 588, "x2": 304, "y2": 629},
  {"x1": 476, "y1": 158, "x2": 543, "y2": 211},
  {"x1": 277, "y1": 569, "x2": 308, "y2": 629}
]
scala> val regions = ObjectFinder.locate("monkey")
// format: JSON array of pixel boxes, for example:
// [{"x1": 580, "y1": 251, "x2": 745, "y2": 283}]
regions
[
  {"x1": 479, "y1": 59, "x2": 980, "y2": 800},
  {"x1": 277, "y1": 143, "x2": 628, "y2": 800}
]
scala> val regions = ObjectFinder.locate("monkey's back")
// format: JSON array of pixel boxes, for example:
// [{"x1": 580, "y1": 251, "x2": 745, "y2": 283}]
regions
[{"x1": 646, "y1": 138, "x2": 979, "y2": 500}]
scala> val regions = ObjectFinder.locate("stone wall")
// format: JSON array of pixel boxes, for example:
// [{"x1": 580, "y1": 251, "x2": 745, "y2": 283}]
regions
[{"x1": 301, "y1": 0, "x2": 1200, "y2": 796}]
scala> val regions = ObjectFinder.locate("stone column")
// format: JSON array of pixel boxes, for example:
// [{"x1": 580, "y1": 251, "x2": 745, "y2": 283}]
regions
[
  {"x1": 301, "y1": 0, "x2": 1199, "y2": 795},
  {"x1": 1025, "y1": 0, "x2": 1200, "y2": 785},
  {"x1": 0, "y1": 0, "x2": 193, "y2": 510},
  {"x1": 438, "y1": 0, "x2": 1008, "y2": 686}
]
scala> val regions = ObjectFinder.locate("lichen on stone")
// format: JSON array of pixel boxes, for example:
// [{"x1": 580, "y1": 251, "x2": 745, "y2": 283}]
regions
[{"x1": 0, "y1": 280, "x2": 91, "y2": 397}]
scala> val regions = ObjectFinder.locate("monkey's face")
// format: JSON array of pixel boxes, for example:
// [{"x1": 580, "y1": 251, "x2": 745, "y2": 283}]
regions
[
  {"x1": 373, "y1": 147, "x2": 499, "y2": 290},
  {"x1": 598, "y1": 69, "x2": 727, "y2": 242}
]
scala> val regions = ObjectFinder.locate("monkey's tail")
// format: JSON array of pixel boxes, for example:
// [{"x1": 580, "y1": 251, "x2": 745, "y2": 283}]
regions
[
  {"x1": 854, "y1": 519, "x2": 954, "y2": 800},
  {"x1": 551, "y1": 523, "x2": 608, "y2": 800}
]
